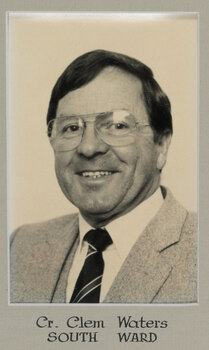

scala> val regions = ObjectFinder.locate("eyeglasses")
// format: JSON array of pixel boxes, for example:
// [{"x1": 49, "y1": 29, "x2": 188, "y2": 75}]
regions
[{"x1": 47, "y1": 109, "x2": 150, "y2": 152}]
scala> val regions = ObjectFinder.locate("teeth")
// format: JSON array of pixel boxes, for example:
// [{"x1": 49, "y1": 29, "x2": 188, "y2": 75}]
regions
[{"x1": 81, "y1": 171, "x2": 112, "y2": 178}]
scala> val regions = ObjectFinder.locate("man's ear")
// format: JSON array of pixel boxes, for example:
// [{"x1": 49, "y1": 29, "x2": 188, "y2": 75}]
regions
[{"x1": 156, "y1": 132, "x2": 172, "y2": 171}]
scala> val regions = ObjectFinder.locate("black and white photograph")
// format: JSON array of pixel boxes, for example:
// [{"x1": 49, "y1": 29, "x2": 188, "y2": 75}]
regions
[
  {"x1": 1, "y1": 2, "x2": 209, "y2": 348},
  {"x1": 8, "y1": 13, "x2": 198, "y2": 305}
]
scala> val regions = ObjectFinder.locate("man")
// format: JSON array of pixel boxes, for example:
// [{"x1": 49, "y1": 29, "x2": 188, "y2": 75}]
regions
[{"x1": 10, "y1": 50, "x2": 197, "y2": 303}]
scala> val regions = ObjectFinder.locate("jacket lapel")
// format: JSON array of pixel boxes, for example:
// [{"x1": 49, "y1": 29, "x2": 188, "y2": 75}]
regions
[
  {"x1": 104, "y1": 188, "x2": 187, "y2": 303},
  {"x1": 27, "y1": 214, "x2": 79, "y2": 303},
  {"x1": 51, "y1": 236, "x2": 79, "y2": 303},
  {"x1": 50, "y1": 216, "x2": 79, "y2": 303}
]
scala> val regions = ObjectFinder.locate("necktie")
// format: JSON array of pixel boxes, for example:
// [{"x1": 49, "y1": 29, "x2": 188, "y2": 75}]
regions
[{"x1": 70, "y1": 228, "x2": 113, "y2": 303}]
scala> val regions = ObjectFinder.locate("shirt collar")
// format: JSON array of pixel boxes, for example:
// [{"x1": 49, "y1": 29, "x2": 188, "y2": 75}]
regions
[{"x1": 78, "y1": 188, "x2": 163, "y2": 258}]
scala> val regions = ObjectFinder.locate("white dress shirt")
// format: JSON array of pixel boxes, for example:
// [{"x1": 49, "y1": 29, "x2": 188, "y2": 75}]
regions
[{"x1": 66, "y1": 188, "x2": 163, "y2": 302}]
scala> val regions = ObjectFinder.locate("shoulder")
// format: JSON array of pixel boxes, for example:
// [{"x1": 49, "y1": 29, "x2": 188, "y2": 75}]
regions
[
  {"x1": 10, "y1": 213, "x2": 79, "y2": 248},
  {"x1": 183, "y1": 211, "x2": 197, "y2": 231},
  {"x1": 180, "y1": 211, "x2": 197, "y2": 253},
  {"x1": 10, "y1": 214, "x2": 79, "y2": 303},
  {"x1": 161, "y1": 187, "x2": 197, "y2": 227},
  {"x1": 165, "y1": 186, "x2": 197, "y2": 244},
  {"x1": 157, "y1": 187, "x2": 197, "y2": 276}
]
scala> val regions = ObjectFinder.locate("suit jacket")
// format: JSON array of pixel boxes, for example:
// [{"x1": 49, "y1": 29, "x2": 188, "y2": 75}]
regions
[{"x1": 10, "y1": 187, "x2": 197, "y2": 303}]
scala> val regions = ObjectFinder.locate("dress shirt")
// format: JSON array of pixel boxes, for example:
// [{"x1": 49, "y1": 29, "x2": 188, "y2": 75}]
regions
[{"x1": 66, "y1": 188, "x2": 163, "y2": 302}]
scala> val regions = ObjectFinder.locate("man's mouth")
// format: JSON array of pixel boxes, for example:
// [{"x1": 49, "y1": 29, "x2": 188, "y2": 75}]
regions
[{"x1": 78, "y1": 171, "x2": 114, "y2": 179}]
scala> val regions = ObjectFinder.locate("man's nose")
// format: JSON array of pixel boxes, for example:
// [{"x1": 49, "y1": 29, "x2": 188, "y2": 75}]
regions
[{"x1": 76, "y1": 123, "x2": 109, "y2": 158}]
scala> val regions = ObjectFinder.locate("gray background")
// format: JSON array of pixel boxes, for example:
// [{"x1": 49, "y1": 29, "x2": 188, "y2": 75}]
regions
[{"x1": 0, "y1": 1, "x2": 208, "y2": 349}]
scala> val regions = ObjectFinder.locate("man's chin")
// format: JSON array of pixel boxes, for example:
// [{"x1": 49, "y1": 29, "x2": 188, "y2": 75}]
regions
[{"x1": 75, "y1": 197, "x2": 120, "y2": 217}]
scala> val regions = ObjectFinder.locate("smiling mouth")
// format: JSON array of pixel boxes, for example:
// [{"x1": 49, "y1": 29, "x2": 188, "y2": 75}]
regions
[{"x1": 78, "y1": 171, "x2": 114, "y2": 179}]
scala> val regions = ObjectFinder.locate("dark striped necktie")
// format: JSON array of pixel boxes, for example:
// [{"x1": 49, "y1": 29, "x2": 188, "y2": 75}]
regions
[{"x1": 70, "y1": 228, "x2": 113, "y2": 303}]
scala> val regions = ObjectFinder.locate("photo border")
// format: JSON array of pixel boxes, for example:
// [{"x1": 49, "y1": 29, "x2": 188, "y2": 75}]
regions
[{"x1": 1, "y1": 1, "x2": 208, "y2": 349}]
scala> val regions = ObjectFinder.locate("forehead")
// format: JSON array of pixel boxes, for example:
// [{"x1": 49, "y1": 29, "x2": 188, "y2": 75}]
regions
[{"x1": 57, "y1": 67, "x2": 148, "y2": 120}]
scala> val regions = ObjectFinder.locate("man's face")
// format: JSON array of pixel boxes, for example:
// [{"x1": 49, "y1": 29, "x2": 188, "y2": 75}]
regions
[{"x1": 53, "y1": 67, "x2": 167, "y2": 224}]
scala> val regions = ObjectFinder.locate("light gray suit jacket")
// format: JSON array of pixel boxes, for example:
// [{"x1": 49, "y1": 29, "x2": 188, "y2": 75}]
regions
[{"x1": 10, "y1": 188, "x2": 197, "y2": 303}]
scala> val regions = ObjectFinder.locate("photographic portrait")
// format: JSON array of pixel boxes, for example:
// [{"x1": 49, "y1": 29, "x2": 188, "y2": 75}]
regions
[{"x1": 8, "y1": 12, "x2": 197, "y2": 304}]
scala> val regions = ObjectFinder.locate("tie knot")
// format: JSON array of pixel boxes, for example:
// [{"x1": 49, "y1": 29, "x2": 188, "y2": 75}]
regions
[{"x1": 84, "y1": 228, "x2": 113, "y2": 252}]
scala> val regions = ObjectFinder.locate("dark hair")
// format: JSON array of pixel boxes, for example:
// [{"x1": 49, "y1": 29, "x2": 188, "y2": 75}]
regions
[{"x1": 47, "y1": 49, "x2": 173, "y2": 141}]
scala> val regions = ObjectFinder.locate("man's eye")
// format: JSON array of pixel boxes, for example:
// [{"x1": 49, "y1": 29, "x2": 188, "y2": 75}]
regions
[
  {"x1": 100, "y1": 121, "x2": 130, "y2": 134},
  {"x1": 101, "y1": 121, "x2": 129, "y2": 130},
  {"x1": 113, "y1": 122, "x2": 129, "y2": 129},
  {"x1": 62, "y1": 124, "x2": 80, "y2": 133}
]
